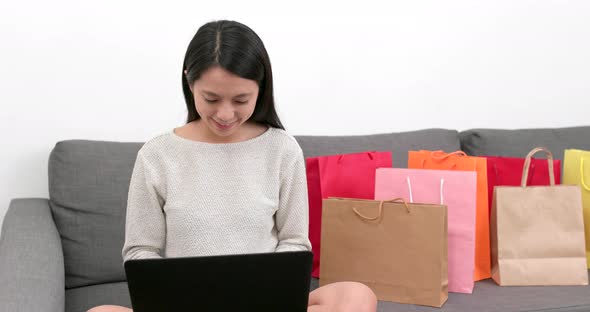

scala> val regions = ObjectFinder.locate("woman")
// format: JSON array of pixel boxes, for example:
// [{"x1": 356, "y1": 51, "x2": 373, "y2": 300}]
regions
[{"x1": 89, "y1": 20, "x2": 377, "y2": 312}]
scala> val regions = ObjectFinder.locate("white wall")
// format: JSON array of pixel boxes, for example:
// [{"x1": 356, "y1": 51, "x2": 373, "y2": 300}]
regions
[{"x1": 1, "y1": 0, "x2": 589, "y2": 228}]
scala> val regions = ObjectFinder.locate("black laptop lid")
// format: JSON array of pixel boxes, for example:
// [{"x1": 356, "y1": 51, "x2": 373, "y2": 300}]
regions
[{"x1": 124, "y1": 251, "x2": 313, "y2": 312}]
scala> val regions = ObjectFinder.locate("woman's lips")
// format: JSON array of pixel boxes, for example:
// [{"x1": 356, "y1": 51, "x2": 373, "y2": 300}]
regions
[{"x1": 213, "y1": 119, "x2": 236, "y2": 130}]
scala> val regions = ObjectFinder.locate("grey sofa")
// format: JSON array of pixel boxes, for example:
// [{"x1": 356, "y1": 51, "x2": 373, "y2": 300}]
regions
[{"x1": 1, "y1": 127, "x2": 590, "y2": 312}]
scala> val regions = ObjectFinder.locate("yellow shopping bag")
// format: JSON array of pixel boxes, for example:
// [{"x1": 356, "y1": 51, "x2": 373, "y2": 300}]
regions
[{"x1": 564, "y1": 149, "x2": 590, "y2": 268}]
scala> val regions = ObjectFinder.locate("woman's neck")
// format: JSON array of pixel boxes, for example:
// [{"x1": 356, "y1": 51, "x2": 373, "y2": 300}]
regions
[{"x1": 175, "y1": 120, "x2": 269, "y2": 144}]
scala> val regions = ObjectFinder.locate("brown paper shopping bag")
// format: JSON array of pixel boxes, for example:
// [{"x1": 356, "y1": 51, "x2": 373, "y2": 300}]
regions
[
  {"x1": 491, "y1": 147, "x2": 589, "y2": 286},
  {"x1": 319, "y1": 198, "x2": 448, "y2": 307}
]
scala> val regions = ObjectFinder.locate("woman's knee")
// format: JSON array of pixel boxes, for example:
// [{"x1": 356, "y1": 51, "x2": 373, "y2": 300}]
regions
[
  {"x1": 87, "y1": 305, "x2": 132, "y2": 312},
  {"x1": 342, "y1": 282, "x2": 377, "y2": 311},
  {"x1": 311, "y1": 281, "x2": 377, "y2": 312}
]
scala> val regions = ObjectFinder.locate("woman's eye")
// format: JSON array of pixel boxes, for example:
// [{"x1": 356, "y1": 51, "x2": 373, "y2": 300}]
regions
[{"x1": 203, "y1": 98, "x2": 247, "y2": 104}]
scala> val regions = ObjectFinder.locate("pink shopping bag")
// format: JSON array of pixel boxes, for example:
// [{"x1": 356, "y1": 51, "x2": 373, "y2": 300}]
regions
[{"x1": 375, "y1": 167, "x2": 477, "y2": 294}]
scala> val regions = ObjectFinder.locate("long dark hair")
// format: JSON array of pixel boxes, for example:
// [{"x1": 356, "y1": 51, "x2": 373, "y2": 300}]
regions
[{"x1": 182, "y1": 20, "x2": 284, "y2": 129}]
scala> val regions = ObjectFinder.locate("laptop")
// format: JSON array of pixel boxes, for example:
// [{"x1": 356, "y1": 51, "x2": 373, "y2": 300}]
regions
[{"x1": 124, "y1": 251, "x2": 313, "y2": 312}]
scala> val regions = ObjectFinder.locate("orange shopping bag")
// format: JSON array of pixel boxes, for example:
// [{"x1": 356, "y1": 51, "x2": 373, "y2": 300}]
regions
[{"x1": 408, "y1": 150, "x2": 491, "y2": 281}]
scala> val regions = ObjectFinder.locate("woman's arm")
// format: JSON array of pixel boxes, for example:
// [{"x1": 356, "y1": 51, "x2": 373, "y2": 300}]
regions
[
  {"x1": 122, "y1": 150, "x2": 166, "y2": 261},
  {"x1": 275, "y1": 147, "x2": 312, "y2": 252}
]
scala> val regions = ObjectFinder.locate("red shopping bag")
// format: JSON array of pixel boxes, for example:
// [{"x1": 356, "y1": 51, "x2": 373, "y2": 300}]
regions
[
  {"x1": 306, "y1": 151, "x2": 392, "y2": 277},
  {"x1": 306, "y1": 157, "x2": 322, "y2": 278}
]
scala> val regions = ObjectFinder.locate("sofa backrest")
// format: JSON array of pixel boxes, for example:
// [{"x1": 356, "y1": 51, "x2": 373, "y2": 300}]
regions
[
  {"x1": 47, "y1": 129, "x2": 461, "y2": 288},
  {"x1": 460, "y1": 126, "x2": 590, "y2": 162},
  {"x1": 295, "y1": 129, "x2": 461, "y2": 168},
  {"x1": 47, "y1": 127, "x2": 590, "y2": 289},
  {"x1": 49, "y1": 140, "x2": 143, "y2": 289}
]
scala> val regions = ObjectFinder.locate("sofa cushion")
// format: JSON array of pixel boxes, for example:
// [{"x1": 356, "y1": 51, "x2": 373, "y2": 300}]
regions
[
  {"x1": 459, "y1": 126, "x2": 590, "y2": 162},
  {"x1": 65, "y1": 282, "x2": 131, "y2": 312},
  {"x1": 66, "y1": 278, "x2": 590, "y2": 312},
  {"x1": 295, "y1": 129, "x2": 461, "y2": 168},
  {"x1": 49, "y1": 140, "x2": 143, "y2": 289}
]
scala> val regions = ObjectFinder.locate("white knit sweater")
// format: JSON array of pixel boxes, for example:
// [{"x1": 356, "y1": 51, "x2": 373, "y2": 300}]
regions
[{"x1": 122, "y1": 127, "x2": 312, "y2": 261}]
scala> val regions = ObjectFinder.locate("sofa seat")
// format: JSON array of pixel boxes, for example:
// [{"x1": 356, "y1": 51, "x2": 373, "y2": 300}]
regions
[
  {"x1": 313, "y1": 273, "x2": 590, "y2": 312},
  {"x1": 66, "y1": 282, "x2": 131, "y2": 312}
]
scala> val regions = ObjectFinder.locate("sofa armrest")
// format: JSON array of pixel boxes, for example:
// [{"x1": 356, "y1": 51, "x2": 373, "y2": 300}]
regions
[{"x1": 0, "y1": 198, "x2": 65, "y2": 312}]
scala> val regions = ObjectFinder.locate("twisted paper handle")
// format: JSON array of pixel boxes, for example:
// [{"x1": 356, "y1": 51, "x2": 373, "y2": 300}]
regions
[
  {"x1": 521, "y1": 147, "x2": 555, "y2": 187},
  {"x1": 353, "y1": 198, "x2": 411, "y2": 221},
  {"x1": 420, "y1": 150, "x2": 463, "y2": 169},
  {"x1": 581, "y1": 158, "x2": 590, "y2": 191}
]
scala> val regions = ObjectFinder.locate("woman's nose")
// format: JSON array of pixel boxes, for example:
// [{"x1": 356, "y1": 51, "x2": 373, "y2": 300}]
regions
[{"x1": 216, "y1": 104, "x2": 235, "y2": 121}]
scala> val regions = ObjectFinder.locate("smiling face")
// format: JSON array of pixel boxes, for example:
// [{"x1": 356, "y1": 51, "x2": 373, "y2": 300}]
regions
[{"x1": 187, "y1": 65, "x2": 260, "y2": 142}]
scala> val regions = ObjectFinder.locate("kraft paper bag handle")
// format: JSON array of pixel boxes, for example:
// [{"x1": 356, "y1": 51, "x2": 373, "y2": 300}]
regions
[
  {"x1": 337, "y1": 151, "x2": 375, "y2": 164},
  {"x1": 521, "y1": 147, "x2": 555, "y2": 187},
  {"x1": 581, "y1": 158, "x2": 590, "y2": 191},
  {"x1": 353, "y1": 198, "x2": 411, "y2": 222}
]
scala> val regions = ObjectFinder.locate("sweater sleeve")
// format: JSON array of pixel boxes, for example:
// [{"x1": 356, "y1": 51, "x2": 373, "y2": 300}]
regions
[
  {"x1": 275, "y1": 146, "x2": 312, "y2": 252},
  {"x1": 122, "y1": 150, "x2": 166, "y2": 261}
]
